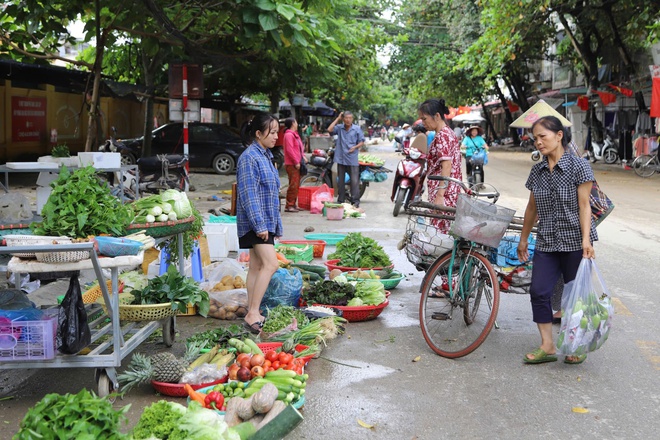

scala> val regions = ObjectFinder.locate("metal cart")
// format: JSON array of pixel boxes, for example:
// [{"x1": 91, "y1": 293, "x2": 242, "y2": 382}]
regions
[{"x1": 0, "y1": 241, "x2": 179, "y2": 397}]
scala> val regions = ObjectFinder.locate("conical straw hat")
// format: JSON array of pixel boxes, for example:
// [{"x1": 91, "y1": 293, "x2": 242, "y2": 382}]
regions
[{"x1": 510, "y1": 99, "x2": 572, "y2": 128}]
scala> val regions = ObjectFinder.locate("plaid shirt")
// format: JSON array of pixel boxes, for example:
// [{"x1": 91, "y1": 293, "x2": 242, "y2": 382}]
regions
[
  {"x1": 525, "y1": 153, "x2": 598, "y2": 252},
  {"x1": 236, "y1": 142, "x2": 283, "y2": 238}
]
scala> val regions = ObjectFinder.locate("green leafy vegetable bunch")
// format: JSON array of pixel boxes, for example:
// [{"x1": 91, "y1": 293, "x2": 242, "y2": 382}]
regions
[
  {"x1": 32, "y1": 166, "x2": 133, "y2": 238},
  {"x1": 328, "y1": 232, "x2": 392, "y2": 268},
  {"x1": 262, "y1": 304, "x2": 310, "y2": 333},
  {"x1": 14, "y1": 389, "x2": 130, "y2": 440},
  {"x1": 130, "y1": 265, "x2": 210, "y2": 317},
  {"x1": 302, "y1": 280, "x2": 355, "y2": 306}
]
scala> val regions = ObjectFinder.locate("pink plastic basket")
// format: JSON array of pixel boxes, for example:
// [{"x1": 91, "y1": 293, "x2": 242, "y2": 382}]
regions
[{"x1": 0, "y1": 316, "x2": 57, "y2": 361}]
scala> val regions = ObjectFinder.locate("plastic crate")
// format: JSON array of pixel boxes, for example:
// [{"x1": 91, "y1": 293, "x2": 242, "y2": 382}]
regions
[
  {"x1": 0, "y1": 316, "x2": 57, "y2": 361},
  {"x1": 279, "y1": 240, "x2": 326, "y2": 259},
  {"x1": 275, "y1": 243, "x2": 313, "y2": 263},
  {"x1": 298, "y1": 186, "x2": 334, "y2": 211}
]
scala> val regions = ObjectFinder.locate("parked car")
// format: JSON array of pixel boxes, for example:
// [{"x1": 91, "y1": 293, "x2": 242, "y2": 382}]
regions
[{"x1": 120, "y1": 122, "x2": 246, "y2": 175}]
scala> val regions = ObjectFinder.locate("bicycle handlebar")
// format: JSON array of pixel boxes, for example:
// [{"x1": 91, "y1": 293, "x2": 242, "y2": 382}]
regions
[{"x1": 427, "y1": 175, "x2": 500, "y2": 202}]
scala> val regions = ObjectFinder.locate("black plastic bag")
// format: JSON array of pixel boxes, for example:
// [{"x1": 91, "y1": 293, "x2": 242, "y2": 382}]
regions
[{"x1": 57, "y1": 276, "x2": 91, "y2": 354}]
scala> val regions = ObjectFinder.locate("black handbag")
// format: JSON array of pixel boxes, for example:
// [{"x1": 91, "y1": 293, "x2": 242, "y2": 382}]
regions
[{"x1": 299, "y1": 160, "x2": 308, "y2": 176}]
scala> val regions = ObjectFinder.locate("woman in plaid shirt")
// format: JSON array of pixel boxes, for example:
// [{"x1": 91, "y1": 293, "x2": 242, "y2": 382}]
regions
[
  {"x1": 236, "y1": 112, "x2": 283, "y2": 333},
  {"x1": 517, "y1": 116, "x2": 597, "y2": 365}
]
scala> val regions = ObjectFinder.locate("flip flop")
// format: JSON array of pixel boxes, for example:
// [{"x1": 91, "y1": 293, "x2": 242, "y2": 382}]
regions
[
  {"x1": 564, "y1": 354, "x2": 587, "y2": 364},
  {"x1": 523, "y1": 348, "x2": 558, "y2": 364},
  {"x1": 243, "y1": 320, "x2": 264, "y2": 335}
]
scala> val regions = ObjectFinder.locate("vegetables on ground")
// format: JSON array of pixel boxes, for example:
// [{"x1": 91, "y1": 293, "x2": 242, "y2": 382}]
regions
[
  {"x1": 185, "y1": 324, "x2": 251, "y2": 350},
  {"x1": 262, "y1": 305, "x2": 310, "y2": 334},
  {"x1": 14, "y1": 389, "x2": 130, "y2": 440},
  {"x1": 328, "y1": 232, "x2": 392, "y2": 268},
  {"x1": 347, "y1": 279, "x2": 386, "y2": 306},
  {"x1": 302, "y1": 280, "x2": 355, "y2": 306},
  {"x1": 32, "y1": 165, "x2": 133, "y2": 238}
]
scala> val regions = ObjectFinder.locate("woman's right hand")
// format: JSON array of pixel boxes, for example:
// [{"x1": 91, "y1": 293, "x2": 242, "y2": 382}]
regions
[
  {"x1": 256, "y1": 231, "x2": 269, "y2": 241},
  {"x1": 517, "y1": 242, "x2": 529, "y2": 263}
]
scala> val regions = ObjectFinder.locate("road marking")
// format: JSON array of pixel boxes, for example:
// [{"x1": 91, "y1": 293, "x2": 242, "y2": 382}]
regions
[
  {"x1": 636, "y1": 341, "x2": 660, "y2": 371},
  {"x1": 611, "y1": 297, "x2": 633, "y2": 316}
]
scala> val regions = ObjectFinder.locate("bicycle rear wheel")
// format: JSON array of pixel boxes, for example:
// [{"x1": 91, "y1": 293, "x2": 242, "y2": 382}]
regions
[
  {"x1": 419, "y1": 248, "x2": 499, "y2": 358},
  {"x1": 632, "y1": 155, "x2": 657, "y2": 178}
]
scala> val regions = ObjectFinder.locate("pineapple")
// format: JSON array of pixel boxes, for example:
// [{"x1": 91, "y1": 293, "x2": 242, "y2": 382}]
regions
[{"x1": 118, "y1": 343, "x2": 204, "y2": 392}]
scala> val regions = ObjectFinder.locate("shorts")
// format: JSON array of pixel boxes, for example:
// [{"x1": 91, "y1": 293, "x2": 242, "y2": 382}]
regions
[{"x1": 238, "y1": 230, "x2": 275, "y2": 249}]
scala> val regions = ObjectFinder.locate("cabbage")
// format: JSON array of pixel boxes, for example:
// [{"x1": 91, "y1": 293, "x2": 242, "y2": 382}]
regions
[
  {"x1": 150, "y1": 206, "x2": 163, "y2": 216},
  {"x1": 347, "y1": 297, "x2": 364, "y2": 306},
  {"x1": 161, "y1": 189, "x2": 193, "y2": 219},
  {"x1": 168, "y1": 402, "x2": 240, "y2": 440},
  {"x1": 333, "y1": 275, "x2": 348, "y2": 284},
  {"x1": 353, "y1": 279, "x2": 386, "y2": 305},
  {"x1": 168, "y1": 212, "x2": 178, "y2": 221}
]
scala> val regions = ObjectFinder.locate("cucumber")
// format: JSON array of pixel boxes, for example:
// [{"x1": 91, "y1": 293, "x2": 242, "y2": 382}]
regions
[
  {"x1": 291, "y1": 263, "x2": 326, "y2": 276},
  {"x1": 301, "y1": 270, "x2": 322, "y2": 282},
  {"x1": 384, "y1": 272, "x2": 402, "y2": 279}
]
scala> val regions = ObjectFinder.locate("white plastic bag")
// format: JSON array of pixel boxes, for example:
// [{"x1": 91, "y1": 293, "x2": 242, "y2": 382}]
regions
[{"x1": 557, "y1": 258, "x2": 613, "y2": 356}]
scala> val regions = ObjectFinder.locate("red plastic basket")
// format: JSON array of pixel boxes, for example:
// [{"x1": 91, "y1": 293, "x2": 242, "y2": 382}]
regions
[
  {"x1": 313, "y1": 299, "x2": 389, "y2": 322},
  {"x1": 324, "y1": 259, "x2": 394, "y2": 272},
  {"x1": 150, "y1": 376, "x2": 228, "y2": 397},
  {"x1": 279, "y1": 240, "x2": 326, "y2": 258},
  {"x1": 257, "y1": 342, "x2": 314, "y2": 365},
  {"x1": 298, "y1": 186, "x2": 334, "y2": 211}
]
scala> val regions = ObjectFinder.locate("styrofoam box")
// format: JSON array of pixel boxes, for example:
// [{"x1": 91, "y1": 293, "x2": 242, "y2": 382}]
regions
[
  {"x1": 223, "y1": 222, "x2": 239, "y2": 252},
  {"x1": 36, "y1": 187, "x2": 52, "y2": 214},
  {"x1": 203, "y1": 224, "x2": 229, "y2": 260},
  {"x1": 36, "y1": 171, "x2": 59, "y2": 187},
  {"x1": 78, "y1": 152, "x2": 121, "y2": 169}
]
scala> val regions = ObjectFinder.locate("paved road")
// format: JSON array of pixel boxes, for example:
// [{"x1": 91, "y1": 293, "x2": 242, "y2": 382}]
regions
[{"x1": 1, "y1": 145, "x2": 659, "y2": 439}]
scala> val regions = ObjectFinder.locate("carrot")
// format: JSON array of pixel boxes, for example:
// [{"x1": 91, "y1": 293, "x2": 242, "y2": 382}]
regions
[
  {"x1": 276, "y1": 252, "x2": 290, "y2": 264},
  {"x1": 184, "y1": 384, "x2": 207, "y2": 406}
]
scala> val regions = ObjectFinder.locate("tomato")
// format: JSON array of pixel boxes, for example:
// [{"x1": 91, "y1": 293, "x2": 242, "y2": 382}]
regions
[
  {"x1": 271, "y1": 361, "x2": 280, "y2": 370},
  {"x1": 265, "y1": 351, "x2": 278, "y2": 363},
  {"x1": 263, "y1": 360, "x2": 271, "y2": 369},
  {"x1": 292, "y1": 358, "x2": 304, "y2": 367},
  {"x1": 294, "y1": 366, "x2": 303, "y2": 375},
  {"x1": 279, "y1": 353, "x2": 294, "y2": 365},
  {"x1": 277, "y1": 351, "x2": 288, "y2": 363},
  {"x1": 283, "y1": 364, "x2": 293, "y2": 370}
]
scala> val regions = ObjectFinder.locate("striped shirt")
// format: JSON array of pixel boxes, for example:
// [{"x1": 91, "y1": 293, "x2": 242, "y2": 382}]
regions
[
  {"x1": 525, "y1": 153, "x2": 598, "y2": 252},
  {"x1": 236, "y1": 142, "x2": 283, "y2": 238}
]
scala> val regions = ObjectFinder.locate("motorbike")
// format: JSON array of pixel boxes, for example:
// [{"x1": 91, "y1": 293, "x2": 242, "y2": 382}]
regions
[
  {"x1": 521, "y1": 133, "x2": 541, "y2": 161},
  {"x1": 137, "y1": 154, "x2": 190, "y2": 194},
  {"x1": 467, "y1": 152, "x2": 485, "y2": 185},
  {"x1": 391, "y1": 146, "x2": 427, "y2": 217},
  {"x1": 99, "y1": 126, "x2": 136, "y2": 166},
  {"x1": 301, "y1": 147, "x2": 389, "y2": 203},
  {"x1": 587, "y1": 131, "x2": 619, "y2": 164}
]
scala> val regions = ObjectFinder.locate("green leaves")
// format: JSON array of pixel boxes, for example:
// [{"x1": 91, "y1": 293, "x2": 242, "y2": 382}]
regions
[
  {"x1": 130, "y1": 265, "x2": 210, "y2": 317},
  {"x1": 14, "y1": 389, "x2": 130, "y2": 440},
  {"x1": 31, "y1": 166, "x2": 133, "y2": 238},
  {"x1": 328, "y1": 233, "x2": 392, "y2": 268}
]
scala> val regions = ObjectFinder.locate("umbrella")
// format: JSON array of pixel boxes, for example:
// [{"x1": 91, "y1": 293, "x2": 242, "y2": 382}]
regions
[
  {"x1": 510, "y1": 99, "x2": 572, "y2": 128},
  {"x1": 452, "y1": 113, "x2": 485, "y2": 123}
]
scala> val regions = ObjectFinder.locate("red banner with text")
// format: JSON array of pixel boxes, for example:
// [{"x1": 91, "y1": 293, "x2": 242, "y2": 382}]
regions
[{"x1": 12, "y1": 96, "x2": 47, "y2": 142}]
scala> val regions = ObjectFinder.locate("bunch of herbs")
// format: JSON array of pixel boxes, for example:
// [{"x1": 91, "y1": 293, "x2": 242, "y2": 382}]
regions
[
  {"x1": 130, "y1": 265, "x2": 210, "y2": 317},
  {"x1": 262, "y1": 305, "x2": 310, "y2": 333},
  {"x1": 31, "y1": 166, "x2": 133, "y2": 238},
  {"x1": 328, "y1": 232, "x2": 392, "y2": 268},
  {"x1": 185, "y1": 324, "x2": 250, "y2": 349}
]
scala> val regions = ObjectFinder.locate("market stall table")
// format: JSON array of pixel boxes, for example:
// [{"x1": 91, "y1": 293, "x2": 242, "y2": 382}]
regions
[{"x1": 0, "y1": 242, "x2": 173, "y2": 397}]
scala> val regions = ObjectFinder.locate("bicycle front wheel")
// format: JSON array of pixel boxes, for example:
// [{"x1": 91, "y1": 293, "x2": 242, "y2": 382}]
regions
[
  {"x1": 419, "y1": 249, "x2": 500, "y2": 358},
  {"x1": 633, "y1": 155, "x2": 656, "y2": 178}
]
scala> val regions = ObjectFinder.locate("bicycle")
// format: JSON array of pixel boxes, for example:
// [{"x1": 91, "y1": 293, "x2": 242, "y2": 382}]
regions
[
  {"x1": 403, "y1": 176, "x2": 517, "y2": 358},
  {"x1": 632, "y1": 149, "x2": 660, "y2": 178}
]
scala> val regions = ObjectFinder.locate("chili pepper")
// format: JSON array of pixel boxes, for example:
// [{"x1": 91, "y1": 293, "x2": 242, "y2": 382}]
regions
[{"x1": 204, "y1": 390, "x2": 225, "y2": 410}]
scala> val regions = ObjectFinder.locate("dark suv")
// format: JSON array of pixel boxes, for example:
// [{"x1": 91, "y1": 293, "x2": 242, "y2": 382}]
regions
[{"x1": 121, "y1": 122, "x2": 246, "y2": 174}]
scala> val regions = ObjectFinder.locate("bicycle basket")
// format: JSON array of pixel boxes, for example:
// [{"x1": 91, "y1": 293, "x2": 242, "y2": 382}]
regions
[
  {"x1": 450, "y1": 194, "x2": 515, "y2": 248},
  {"x1": 404, "y1": 214, "x2": 454, "y2": 270}
]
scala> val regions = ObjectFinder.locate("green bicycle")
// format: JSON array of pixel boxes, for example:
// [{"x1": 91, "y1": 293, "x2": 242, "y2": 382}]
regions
[{"x1": 405, "y1": 176, "x2": 515, "y2": 358}]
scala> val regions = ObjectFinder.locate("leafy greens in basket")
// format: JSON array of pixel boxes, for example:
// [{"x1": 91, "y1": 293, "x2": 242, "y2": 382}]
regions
[
  {"x1": 328, "y1": 232, "x2": 392, "y2": 268},
  {"x1": 130, "y1": 265, "x2": 210, "y2": 317}
]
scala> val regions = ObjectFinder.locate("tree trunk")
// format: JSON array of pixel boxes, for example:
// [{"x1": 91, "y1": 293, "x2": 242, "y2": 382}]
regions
[
  {"x1": 269, "y1": 90, "x2": 280, "y2": 115},
  {"x1": 477, "y1": 95, "x2": 496, "y2": 143},
  {"x1": 84, "y1": 1, "x2": 107, "y2": 152},
  {"x1": 494, "y1": 81, "x2": 519, "y2": 146}
]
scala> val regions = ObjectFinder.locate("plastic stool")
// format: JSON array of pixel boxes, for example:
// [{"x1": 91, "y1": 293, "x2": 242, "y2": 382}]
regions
[{"x1": 159, "y1": 240, "x2": 204, "y2": 282}]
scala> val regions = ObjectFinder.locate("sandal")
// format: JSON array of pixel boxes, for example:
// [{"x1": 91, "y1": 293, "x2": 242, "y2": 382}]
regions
[
  {"x1": 523, "y1": 348, "x2": 558, "y2": 364},
  {"x1": 285, "y1": 207, "x2": 299, "y2": 212},
  {"x1": 564, "y1": 354, "x2": 587, "y2": 364},
  {"x1": 243, "y1": 320, "x2": 264, "y2": 335}
]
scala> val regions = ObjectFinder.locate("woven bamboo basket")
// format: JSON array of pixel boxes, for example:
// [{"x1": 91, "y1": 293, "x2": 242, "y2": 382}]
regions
[
  {"x1": 98, "y1": 299, "x2": 178, "y2": 322},
  {"x1": 4, "y1": 235, "x2": 71, "y2": 259},
  {"x1": 82, "y1": 279, "x2": 125, "y2": 304},
  {"x1": 35, "y1": 249, "x2": 91, "y2": 264},
  {"x1": 126, "y1": 216, "x2": 195, "y2": 238}
]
